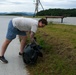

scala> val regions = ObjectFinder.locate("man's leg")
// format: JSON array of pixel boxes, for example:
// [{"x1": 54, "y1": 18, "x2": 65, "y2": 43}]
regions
[
  {"x1": 19, "y1": 35, "x2": 27, "y2": 54},
  {"x1": 0, "y1": 39, "x2": 11, "y2": 56},
  {"x1": 0, "y1": 39, "x2": 11, "y2": 63}
]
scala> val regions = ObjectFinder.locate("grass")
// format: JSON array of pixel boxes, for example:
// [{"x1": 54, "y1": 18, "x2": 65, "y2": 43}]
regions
[{"x1": 26, "y1": 23, "x2": 76, "y2": 75}]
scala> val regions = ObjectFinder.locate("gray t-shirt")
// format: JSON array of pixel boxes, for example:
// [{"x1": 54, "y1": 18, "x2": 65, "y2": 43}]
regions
[{"x1": 12, "y1": 17, "x2": 38, "y2": 33}]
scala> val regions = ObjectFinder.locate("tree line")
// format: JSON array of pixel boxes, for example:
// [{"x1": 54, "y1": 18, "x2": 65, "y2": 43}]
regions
[{"x1": 36, "y1": 8, "x2": 76, "y2": 17}]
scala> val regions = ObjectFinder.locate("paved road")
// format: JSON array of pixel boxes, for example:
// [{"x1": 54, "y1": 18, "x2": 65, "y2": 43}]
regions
[{"x1": 0, "y1": 16, "x2": 28, "y2": 75}]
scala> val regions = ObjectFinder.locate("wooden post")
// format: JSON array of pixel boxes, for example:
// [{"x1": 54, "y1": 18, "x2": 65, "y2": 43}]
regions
[{"x1": 61, "y1": 18, "x2": 63, "y2": 23}]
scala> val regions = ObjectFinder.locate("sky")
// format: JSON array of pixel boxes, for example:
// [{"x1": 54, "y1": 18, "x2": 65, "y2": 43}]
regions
[{"x1": 0, "y1": 0, "x2": 76, "y2": 13}]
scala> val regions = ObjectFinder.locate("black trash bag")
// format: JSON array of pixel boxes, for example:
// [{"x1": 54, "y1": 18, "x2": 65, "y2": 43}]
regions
[{"x1": 22, "y1": 40, "x2": 43, "y2": 65}]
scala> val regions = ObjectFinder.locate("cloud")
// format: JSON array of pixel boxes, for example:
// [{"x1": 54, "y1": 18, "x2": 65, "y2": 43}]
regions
[
  {"x1": 0, "y1": 0, "x2": 35, "y2": 12},
  {"x1": 0, "y1": 0, "x2": 76, "y2": 12},
  {"x1": 41, "y1": 0, "x2": 76, "y2": 9},
  {"x1": 0, "y1": 0, "x2": 33, "y2": 5}
]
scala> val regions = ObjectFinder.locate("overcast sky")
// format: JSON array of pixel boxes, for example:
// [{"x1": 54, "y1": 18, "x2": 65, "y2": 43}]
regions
[{"x1": 0, "y1": 0, "x2": 76, "y2": 13}]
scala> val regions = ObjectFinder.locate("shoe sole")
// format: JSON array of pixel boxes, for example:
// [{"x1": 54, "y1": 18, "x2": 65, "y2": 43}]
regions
[{"x1": 0, "y1": 60, "x2": 8, "y2": 64}]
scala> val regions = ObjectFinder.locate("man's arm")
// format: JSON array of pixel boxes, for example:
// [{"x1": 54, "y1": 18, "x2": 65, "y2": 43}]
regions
[{"x1": 30, "y1": 31, "x2": 35, "y2": 43}]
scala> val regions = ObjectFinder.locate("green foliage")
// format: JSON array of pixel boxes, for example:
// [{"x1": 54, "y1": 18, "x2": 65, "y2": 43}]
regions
[{"x1": 36, "y1": 8, "x2": 76, "y2": 17}]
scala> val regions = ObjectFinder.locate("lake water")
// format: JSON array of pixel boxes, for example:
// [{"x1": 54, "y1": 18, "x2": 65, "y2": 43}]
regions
[
  {"x1": 47, "y1": 17, "x2": 76, "y2": 25},
  {"x1": 0, "y1": 16, "x2": 76, "y2": 26}
]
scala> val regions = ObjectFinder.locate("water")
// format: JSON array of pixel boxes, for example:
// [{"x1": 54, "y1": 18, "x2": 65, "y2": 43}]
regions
[
  {"x1": 0, "y1": 16, "x2": 76, "y2": 25},
  {"x1": 46, "y1": 17, "x2": 76, "y2": 25}
]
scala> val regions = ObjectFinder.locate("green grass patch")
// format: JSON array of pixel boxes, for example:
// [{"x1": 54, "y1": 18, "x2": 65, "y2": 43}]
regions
[{"x1": 26, "y1": 24, "x2": 76, "y2": 75}]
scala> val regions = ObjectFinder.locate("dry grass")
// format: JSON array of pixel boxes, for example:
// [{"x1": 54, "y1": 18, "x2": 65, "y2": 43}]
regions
[{"x1": 26, "y1": 23, "x2": 76, "y2": 75}]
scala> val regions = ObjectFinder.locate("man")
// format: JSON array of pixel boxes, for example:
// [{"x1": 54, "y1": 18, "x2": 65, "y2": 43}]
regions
[{"x1": 0, "y1": 17, "x2": 47, "y2": 63}]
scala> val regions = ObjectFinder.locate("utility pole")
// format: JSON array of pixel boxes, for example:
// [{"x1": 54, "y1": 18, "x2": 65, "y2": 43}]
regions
[
  {"x1": 33, "y1": 0, "x2": 44, "y2": 17},
  {"x1": 35, "y1": 0, "x2": 39, "y2": 14}
]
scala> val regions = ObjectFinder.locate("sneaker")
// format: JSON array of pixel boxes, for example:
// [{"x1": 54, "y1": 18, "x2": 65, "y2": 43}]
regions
[
  {"x1": 0, "y1": 56, "x2": 8, "y2": 63},
  {"x1": 19, "y1": 52, "x2": 23, "y2": 56}
]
